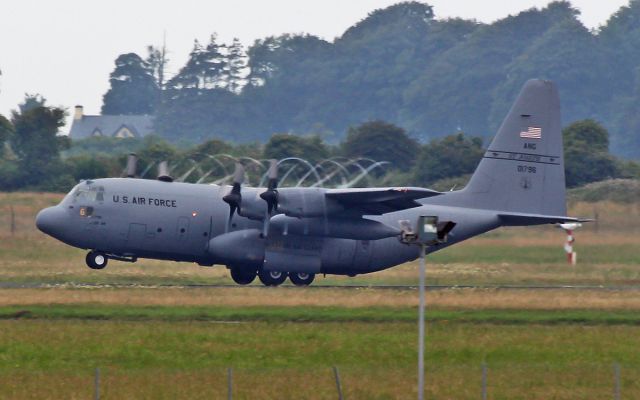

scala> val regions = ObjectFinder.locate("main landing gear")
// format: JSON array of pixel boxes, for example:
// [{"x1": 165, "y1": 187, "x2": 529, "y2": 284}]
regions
[
  {"x1": 289, "y1": 272, "x2": 315, "y2": 286},
  {"x1": 86, "y1": 251, "x2": 108, "y2": 270},
  {"x1": 229, "y1": 267, "x2": 316, "y2": 287},
  {"x1": 229, "y1": 267, "x2": 257, "y2": 285},
  {"x1": 258, "y1": 270, "x2": 288, "y2": 286}
]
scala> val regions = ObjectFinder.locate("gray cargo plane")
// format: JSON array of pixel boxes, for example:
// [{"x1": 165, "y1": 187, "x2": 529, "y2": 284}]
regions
[{"x1": 36, "y1": 79, "x2": 585, "y2": 286}]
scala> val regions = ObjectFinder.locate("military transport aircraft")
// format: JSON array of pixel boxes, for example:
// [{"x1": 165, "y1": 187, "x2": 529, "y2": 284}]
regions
[{"x1": 36, "y1": 79, "x2": 585, "y2": 286}]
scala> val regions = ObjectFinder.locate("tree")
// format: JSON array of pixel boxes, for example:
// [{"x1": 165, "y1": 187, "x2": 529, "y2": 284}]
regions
[
  {"x1": 342, "y1": 121, "x2": 418, "y2": 170},
  {"x1": 169, "y1": 35, "x2": 227, "y2": 91},
  {"x1": 563, "y1": 120, "x2": 618, "y2": 187},
  {"x1": 10, "y1": 95, "x2": 73, "y2": 190},
  {"x1": 264, "y1": 134, "x2": 329, "y2": 164},
  {"x1": 102, "y1": 53, "x2": 159, "y2": 115},
  {"x1": 404, "y1": 1, "x2": 579, "y2": 138},
  {"x1": 67, "y1": 155, "x2": 111, "y2": 181},
  {"x1": 204, "y1": 35, "x2": 228, "y2": 89},
  {"x1": 227, "y1": 38, "x2": 247, "y2": 93},
  {"x1": 0, "y1": 113, "x2": 13, "y2": 149},
  {"x1": 412, "y1": 133, "x2": 484, "y2": 186},
  {"x1": 146, "y1": 43, "x2": 170, "y2": 89}
]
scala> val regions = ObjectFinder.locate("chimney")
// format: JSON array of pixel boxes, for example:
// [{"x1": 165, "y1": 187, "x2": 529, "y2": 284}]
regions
[{"x1": 74, "y1": 105, "x2": 84, "y2": 121}]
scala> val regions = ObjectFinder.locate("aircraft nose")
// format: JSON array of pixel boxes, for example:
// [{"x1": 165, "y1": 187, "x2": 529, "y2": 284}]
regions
[{"x1": 36, "y1": 206, "x2": 65, "y2": 237}]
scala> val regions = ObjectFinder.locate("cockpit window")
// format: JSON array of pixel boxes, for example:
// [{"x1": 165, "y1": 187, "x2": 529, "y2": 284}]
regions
[{"x1": 71, "y1": 185, "x2": 105, "y2": 203}]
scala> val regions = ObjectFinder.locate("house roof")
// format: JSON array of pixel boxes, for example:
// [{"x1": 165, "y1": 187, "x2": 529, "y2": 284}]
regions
[{"x1": 69, "y1": 114, "x2": 154, "y2": 139}]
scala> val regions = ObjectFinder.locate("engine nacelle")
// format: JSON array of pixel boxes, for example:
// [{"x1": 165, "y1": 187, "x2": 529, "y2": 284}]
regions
[
  {"x1": 207, "y1": 229, "x2": 265, "y2": 267},
  {"x1": 276, "y1": 188, "x2": 344, "y2": 218},
  {"x1": 237, "y1": 188, "x2": 268, "y2": 220}
]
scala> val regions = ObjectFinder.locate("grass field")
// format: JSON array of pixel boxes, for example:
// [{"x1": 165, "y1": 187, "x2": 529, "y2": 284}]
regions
[{"x1": 0, "y1": 192, "x2": 639, "y2": 398}]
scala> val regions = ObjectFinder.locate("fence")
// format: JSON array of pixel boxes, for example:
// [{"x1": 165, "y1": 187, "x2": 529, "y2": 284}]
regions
[{"x1": 1, "y1": 363, "x2": 632, "y2": 399}]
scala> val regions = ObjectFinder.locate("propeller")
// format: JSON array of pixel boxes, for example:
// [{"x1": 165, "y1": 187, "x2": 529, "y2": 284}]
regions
[
  {"x1": 222, "y1": 163, "x2": 245, "y2": 232},
  {"x1": 259, "y1": 159, "x2": 279, "y2": 237}
]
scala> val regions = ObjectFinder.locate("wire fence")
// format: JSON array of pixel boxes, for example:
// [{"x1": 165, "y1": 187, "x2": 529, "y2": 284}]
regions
[{"x1": 1, "y1": 363, "x2": 637, "y2": 399}]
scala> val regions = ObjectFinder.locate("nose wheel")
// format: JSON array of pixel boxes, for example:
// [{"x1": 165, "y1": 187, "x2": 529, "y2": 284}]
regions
[
  {"x1": 258, "y1": 270, "x2": 288, "y2": 286},
  {"x1": 86, "y1": 251, "x2": 108, "y2": 270},
  {"x1": 289, "y1": 272, "x2": 315, "y2": 286}
]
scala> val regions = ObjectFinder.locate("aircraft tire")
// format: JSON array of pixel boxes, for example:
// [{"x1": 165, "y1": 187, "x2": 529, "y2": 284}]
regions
[
  {"x1": 289, "y1": 272, "x2": 315, "y2": 286},
  {"x1": 258, "y1": 270, "x2": 288, "y2": 286},
  {"x1": 230, "y1": 267, "x2": 256, "y2": 285},
  {"x1": 86, "y1": 251, "x2": 108, "y2": 270}
]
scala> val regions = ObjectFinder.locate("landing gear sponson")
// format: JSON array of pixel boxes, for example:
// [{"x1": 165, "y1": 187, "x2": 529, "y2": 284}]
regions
[{"x1": 229, "y1": 266, "x2": 315, "y2": 286}]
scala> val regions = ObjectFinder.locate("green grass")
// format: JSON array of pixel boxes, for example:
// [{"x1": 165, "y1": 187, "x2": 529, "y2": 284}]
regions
[
  {"x1": 428, "y1": 243, "x2": 640, "y2": 265},
  {"x1": 1, "y1": 317, "x2": 640, "y2": 399},
  {"x1": 3, "y1": 304, "x2": 640, "y2": 326}
]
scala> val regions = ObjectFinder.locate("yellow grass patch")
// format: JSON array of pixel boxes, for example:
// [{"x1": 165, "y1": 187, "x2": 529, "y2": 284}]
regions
[{"x1": 4, "y1": 287, "x2": 640, "y2": 311}]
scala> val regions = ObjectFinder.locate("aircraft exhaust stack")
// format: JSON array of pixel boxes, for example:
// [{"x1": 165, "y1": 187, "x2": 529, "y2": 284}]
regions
[
  {"x1": 157, "y1": 161, "x2": 174, "y2": 182},
  {"x1": 126, "y1": 153, "x2": 138, "y2": 178}
]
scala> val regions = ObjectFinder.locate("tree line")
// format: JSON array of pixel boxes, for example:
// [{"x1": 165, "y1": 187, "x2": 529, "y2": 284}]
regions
[
  {"x1": 100, "y1": 1, "x2": 640, "y2": 158},
  {"x1": 0, "y1": 96, "x2": 637, "y2": 192}
]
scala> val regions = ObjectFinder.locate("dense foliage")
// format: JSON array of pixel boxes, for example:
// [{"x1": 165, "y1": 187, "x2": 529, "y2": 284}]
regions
[
  {"x1": 99, "y1": 1, "x2": 640, "y2": 159},
  {"x1": 0, "y1": 88, "x2": 636, "y2": 193}
]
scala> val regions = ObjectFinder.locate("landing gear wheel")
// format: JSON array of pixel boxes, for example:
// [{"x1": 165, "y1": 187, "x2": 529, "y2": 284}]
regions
[
  {"x1": 230, "y1": 267, "x2": 257, "y2": 285},
  {"x1": 289, "y1": 272, "x2": 315, "y2": 286},
  {"x1": 86, "y1": 251, "x2": 108, "y2": 270},
  {"x1": 258, "y1": 270, "x2": 288, "y2": 286}
]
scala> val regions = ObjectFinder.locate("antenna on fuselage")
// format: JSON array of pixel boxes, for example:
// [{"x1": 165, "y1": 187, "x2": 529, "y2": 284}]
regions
[{"x1": 126, "y1": 153, "x2": 138, "y2": 178}]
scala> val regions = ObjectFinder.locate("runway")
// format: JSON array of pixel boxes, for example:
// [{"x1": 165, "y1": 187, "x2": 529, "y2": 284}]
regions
[{"x1": 1, "y1": 282, "x2": 639, "y2": 291}]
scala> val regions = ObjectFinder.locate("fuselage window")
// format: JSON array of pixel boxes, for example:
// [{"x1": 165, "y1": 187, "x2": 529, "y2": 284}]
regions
[{"x1": 79, "y1": 206, "x2": 94, "y2": 217}]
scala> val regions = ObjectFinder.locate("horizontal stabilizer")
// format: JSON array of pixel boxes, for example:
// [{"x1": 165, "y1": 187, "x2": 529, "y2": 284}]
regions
[{"x1": 499, "y1": 212, "x2": 593, "y2": 226}]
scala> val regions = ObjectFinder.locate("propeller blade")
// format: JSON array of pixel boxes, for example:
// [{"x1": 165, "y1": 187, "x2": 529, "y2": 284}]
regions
[
  {"x1": 262, "y1": 215, "x2": 270, "y2": 238},
  {"x1": 232, "y1": 162, "x2": 245, "y2": 186},
  {"x1": 222, "y1": 163, "x2": 245, "y2": 232},
  {"x1": 226, "y1": 204, "x2": 237, "y2": 233},
  {"x1": 266, "y1": 159, "x2": 278, "y2": 190},
  {"x1": 259, "y1": 159, "x2": 279, "y2": 237}
]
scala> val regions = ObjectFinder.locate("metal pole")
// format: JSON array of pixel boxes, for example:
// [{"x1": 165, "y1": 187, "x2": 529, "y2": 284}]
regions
[
  {"x1": 481, "y1": 363, "x2": 487, "y2": 400},
  {"x1": 228, "y1": 367, "x2": 233, "y2": 400},
  {"x1": 10, "y1": 205, "x2": 15, "y2": 235},
  {"x1": 94, "y1": 367, "x2": 100, "y2": 400},
  {"x1": 614, "y1": 363, "x2": 621, "y2": 400},
  {"x1": 333, "y1": 366, "x2": 344, "y2": 400},
  {"x1": 418, "y1": 244, "x2": 426, "y2": 400}
]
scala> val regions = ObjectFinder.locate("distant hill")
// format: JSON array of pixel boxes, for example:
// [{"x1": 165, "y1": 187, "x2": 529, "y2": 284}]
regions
[{"x1": 105, "y1": 1, "x2": 640, "y2": 159}]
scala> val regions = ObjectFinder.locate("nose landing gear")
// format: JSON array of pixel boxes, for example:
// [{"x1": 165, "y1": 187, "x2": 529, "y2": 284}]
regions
[{"x1": 86, "y1": 251, "x2": 108, "y2": 270}]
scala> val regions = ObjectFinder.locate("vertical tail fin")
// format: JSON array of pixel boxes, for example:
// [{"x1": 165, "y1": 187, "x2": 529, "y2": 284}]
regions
[{"x1": 460, "y1": 79, "x2": 567, "y2": 216}]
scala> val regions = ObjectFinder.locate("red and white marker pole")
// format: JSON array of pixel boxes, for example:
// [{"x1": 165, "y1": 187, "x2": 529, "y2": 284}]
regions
[{"x1": 558, "y1": 223, "x2": 582, "y2": 266}]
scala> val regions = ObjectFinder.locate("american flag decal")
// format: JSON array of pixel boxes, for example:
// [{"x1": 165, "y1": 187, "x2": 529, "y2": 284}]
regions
[{"x1": 520, "y1": 126, "x2": 542, "y2": 139}]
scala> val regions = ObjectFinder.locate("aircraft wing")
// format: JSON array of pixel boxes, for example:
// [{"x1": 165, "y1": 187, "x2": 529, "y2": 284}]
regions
[{"x1": 325, "y1": 187, "x2": 441, "y2": 215}]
